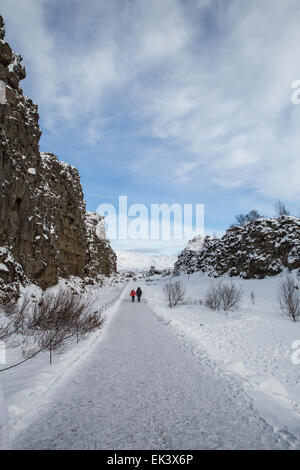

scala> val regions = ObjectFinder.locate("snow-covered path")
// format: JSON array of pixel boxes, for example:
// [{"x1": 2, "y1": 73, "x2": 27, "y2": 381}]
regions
[{"x1": 12, "y1": 296, "x2": 290, "y2": 450}]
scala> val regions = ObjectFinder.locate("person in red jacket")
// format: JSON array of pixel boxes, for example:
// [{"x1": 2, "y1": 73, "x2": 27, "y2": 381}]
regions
[{"x1": 130, "y1": 289, "x2": 136, "y2": 302}]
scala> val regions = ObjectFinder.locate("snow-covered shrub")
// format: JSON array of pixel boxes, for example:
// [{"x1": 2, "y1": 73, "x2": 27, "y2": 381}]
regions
[
  {"x1": 277, "y1": 274, "x2": 300, "y2": 322},
  {"x1": 205, "y1": 281, "x2": 243, "y2": 311},
  {"x1": 26, "y1": 289, "x2": 102, "y2": 363},
  {"x1": 1, "y1": 289, "x2": 103, "y2": 366},
  {"x1": 163, "y1": 280, "x2": 186, "y2": 308},
  {"x1": 147, "y1": 265, "x2": 162, "y2": 276}
]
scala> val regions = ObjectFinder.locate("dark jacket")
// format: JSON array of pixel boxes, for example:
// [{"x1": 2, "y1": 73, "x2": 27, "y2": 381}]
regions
[{"x1": 136, "y1": 287, "x2": 142, "y2": 297}]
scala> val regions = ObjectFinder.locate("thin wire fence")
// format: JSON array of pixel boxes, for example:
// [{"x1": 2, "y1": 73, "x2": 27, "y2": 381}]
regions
[
  {"x1": 99, "y1": 283, "x2": 127, "y2": 315},
  {"x1": 0, "y1": 282, "x2": 128, "y2": 373}
]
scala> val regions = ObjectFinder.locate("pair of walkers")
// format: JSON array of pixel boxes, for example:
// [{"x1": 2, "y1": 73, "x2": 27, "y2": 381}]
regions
[{"x1": 130, "y1": 287, "x2": 142, "y2": 302}]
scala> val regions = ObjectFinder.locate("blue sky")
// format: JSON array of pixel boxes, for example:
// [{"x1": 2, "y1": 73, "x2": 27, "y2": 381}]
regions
[{"x1": 2, "y1": 0, "x2": 300, "y2": 253}]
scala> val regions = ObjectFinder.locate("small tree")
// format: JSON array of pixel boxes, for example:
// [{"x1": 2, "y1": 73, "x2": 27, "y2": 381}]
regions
[
  {"x1": 275, "y1": 200, "x2": 290, "y2": 217},
  {"x1": 234, "y1": 210, "x2": 262, "y2": 227},
  {"x1": 247, "y1": 210, "x2": 262, "y2": 222},
  {"x1": 277, "y1": 274, "x2": 300, "y2": 322},
  {"x1": 163, "y1": 280, "x2": 185, "y2": 307},
  {"x1": 148, "y1": 265, "x2": 161, "y2": 276}
]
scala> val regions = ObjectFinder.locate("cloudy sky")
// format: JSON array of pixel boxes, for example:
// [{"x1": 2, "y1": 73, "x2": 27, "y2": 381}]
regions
[{"x1": 2, "y1": 0, "x2": 300, "y2": 253}]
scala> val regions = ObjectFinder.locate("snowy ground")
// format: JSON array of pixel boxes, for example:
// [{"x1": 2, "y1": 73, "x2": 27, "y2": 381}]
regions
[
  {"x1": 1, "y1": 272, "x2": 299, "y2": 449},
  {"x1": 8, "y1": 291, "x2": 295, "y2": 449},
  {"x1": 143, "y1": 272, "x2": 300, "y2": 443},
  {"x1": 0, "y1": 280, "x2": 125, "y2": 445}
]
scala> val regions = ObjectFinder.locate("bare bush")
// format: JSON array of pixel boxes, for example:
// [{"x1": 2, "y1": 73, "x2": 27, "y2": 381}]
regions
[
  {"x1": 277, "y1": 274, "x2": 300, "y2": 322},
  {"x1": 205, "y1": 283, "x2": 222, "y2": 311},
  {"x1": 221, "y1": 282, "x2": 243, "y2": 311},
  {"x1": 0, "y1": 295, "x2": 32, "y2": 345},
  {"x1": 205, "y1": 281, "x2": 243, "y2": 312},
  {"x1": 163, "y1": 280, "x2": 186, "y2": 308},
  {"x1": 27, "y1": 289, "x2": 103, "y2": 363},
  {"x1": 1, "y1": 289, "x2": 103, "y2": 365},
  {"x1": 74, "y1": 306, "x2": 103, "y2": 344}
]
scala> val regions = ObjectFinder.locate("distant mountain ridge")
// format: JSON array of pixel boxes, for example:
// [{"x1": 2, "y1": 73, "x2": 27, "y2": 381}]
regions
[{"x1": 116, "y1": 250, "x2": 177, "y2": 273}]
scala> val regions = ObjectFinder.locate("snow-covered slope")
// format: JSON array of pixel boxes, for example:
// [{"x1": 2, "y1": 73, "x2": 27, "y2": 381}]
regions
[
  {"x1": 1, "y1": 282, "x2": 125, "y2": 443},
  {"x1": 0, "y1": 380, "x2": 8, "y2": 450},
  {"x1": 11, "y1": 292, "x2": 291, "y2": 450},
  {"x1": 144, "y1": 272, "x2": 300, "y2": 443},
  {"x1": 116, "y1": 250, "x2": 176, "y2": 272}
]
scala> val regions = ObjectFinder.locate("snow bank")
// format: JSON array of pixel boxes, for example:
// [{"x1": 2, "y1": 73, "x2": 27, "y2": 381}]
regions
[
  {"x1": 1, "y1": 282, "x2": 126, "y2": 441},
  {"x1": 144, "y1": 272, "x2": 300, "y2": 442},
  {"x1": 0, "y1": 380, "x2": 8, "y2": 450}
]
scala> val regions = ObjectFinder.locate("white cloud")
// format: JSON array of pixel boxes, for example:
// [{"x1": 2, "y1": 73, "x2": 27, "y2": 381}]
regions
[
  {"x1": 1, "y1": 0, "x2": 300, "y2": 203},
  {"x1": 126, "y1": 0, "x2": 300, "y2": 201}
]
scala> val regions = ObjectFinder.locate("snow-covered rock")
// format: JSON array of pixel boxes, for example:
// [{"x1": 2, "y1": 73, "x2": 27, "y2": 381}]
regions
[
  {"x1": 85, "y1": 212, "x2": 116, "y2": 281},
  {"x1": 175, "y1": 216, "x2": 300, "y2": 279}
]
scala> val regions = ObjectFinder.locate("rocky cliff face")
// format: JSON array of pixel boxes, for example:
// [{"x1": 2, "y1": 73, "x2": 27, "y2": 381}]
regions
[
  {"x1": 85, "y1": 212, "x2": 116, "y2": 281},
  {"x1": 174, "y1": 216, "x2": 300, "y2": 279},
  {"x1": 0, "y1": 16, "x2": 116, "y2": 301}
]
